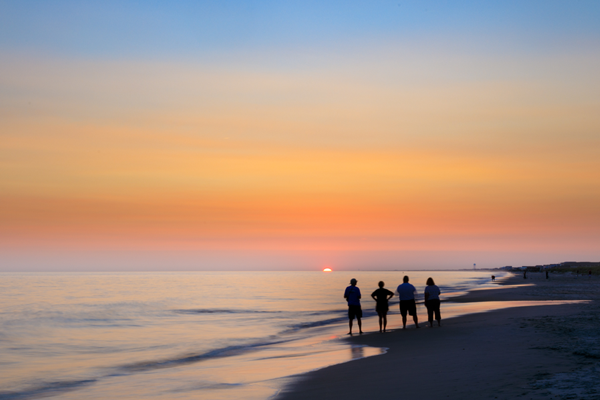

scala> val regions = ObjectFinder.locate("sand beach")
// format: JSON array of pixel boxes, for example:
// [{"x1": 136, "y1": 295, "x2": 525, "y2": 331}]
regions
[{"x1": 277, "y1": 273, "x2": 600, "y2": 400}]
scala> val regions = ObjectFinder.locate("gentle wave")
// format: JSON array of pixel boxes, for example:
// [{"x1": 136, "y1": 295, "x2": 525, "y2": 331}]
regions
[
  {"x1": 118, "y1": 339, "x2": 294, "y2": 372},
  {"x1": 0, "y1": 379, "x2": 96, "y2": 400},
  {"x1": 173, "y1": 308, "x2": 341, "y2": 316},
  {"x1": 281, "y1": 310, "x2": 376, "y2": 334},
  {"x1": 0, "y1": 339, "x2": 296, "y2": 399},
  {"x1": 173, "y1": 308, "x2": 282, "y2": 314}
]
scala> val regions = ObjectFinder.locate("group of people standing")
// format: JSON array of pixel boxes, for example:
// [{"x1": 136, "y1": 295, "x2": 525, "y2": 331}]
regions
[{"x1": 343, "y1": 276, "x2": 441, "y2": 335}]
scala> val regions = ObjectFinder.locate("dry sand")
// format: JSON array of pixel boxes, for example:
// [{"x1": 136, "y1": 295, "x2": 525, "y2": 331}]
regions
[{"x1": 276, "y1": 273, "x2": 600, "y2": 400}]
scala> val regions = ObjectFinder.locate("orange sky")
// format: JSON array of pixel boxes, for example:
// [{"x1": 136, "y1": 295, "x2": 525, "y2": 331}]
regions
[{"x1": 2, "y1": 38, "x2": 600, "y2": 270}]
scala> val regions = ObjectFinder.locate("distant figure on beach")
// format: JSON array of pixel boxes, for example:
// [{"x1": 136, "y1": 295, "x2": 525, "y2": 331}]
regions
[
  {"x1": 523, "y1": 270, "x2": 527, "y2": 279},
  {"x1": 491, "y1": 275, "x2": 495, "y2": 281},
  {"x1": 590, "y1": 270, "x2": 593, "y2": 279},
  {"x1": 397, "y1": 276, "x2": 419, "y2": 329},
  {"x1": 424, "y1": 277, "x2": 441, "y2": 327},
  {"x1": 546, "y1": 270, "x2": 549, "y2": 279},
  {"x1": 371, "y1": 281, "x2": 394, "y2": 333},
  {"x1": 344, "y1": 278, "x2": 363, "y2": 335}
]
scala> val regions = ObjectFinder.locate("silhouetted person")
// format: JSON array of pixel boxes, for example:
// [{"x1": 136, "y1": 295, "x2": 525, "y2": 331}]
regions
[
  {"x1": 424, "y1": 277, "x2": 441, "y2": 327},
  {"x1": 523, "y1": 270, "x2": 527, "y2": 279},
  {"x1": 397, "y1": 276, "x2": 419, "y2": 329},
  {"x1": 546, "y1": 270, "x2": 549, "y2": 279},
  {"x1": 491, "y1": 275, "x2": 495, "y2": 281},
  {"x1": 344, "y1": 278, "x2": 363, "y2": 335},
  {"x1": 371, "y1": 281, "x2": 394, "y2": 333},
  {"x1": 590, "y1": 270, "x2": 593, "y2": 279}
]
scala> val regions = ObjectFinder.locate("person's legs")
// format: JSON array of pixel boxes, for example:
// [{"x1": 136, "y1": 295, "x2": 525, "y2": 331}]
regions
[
  {"x1": 357, "y1": 317, "x2": 363, "y2": 334},
  {"x1": 434, "y1": 300, "x2": 441, "y2": 326},
  {"x1": 348, "y1": 318, "x2": 353, "y2": 334},
  {"x1": 400, "y1": 302, "x2": 408, "y2": 329},
  {"x1": 411, "y1": 300, "x2": 419, "y2": 328},
  {"x1": 383, "y1": 313, "x2": 388, "y2": 332},
  {"x1": 426, "y1": 302, "x2": 434, "y2": 327},
  {"x1": 378, "y1": 313, "x2": 383, "y2": 332}
]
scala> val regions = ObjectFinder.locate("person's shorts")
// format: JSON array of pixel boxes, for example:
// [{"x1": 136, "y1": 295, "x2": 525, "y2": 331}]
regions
[
  {"x1": 376, "y1": 303, "x2": 389, "y2": 314},
  {"x1": 400, "y1": 299, "x2": 417, "y2": 317},
  {"x1": 348, "y1": 305, "x2": 362, "y2": 320}
]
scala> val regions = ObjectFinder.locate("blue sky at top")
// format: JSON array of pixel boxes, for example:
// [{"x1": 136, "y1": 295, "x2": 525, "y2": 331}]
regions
[{"x1": 1, "y1": 0, "x2": 599, "y2": 59}]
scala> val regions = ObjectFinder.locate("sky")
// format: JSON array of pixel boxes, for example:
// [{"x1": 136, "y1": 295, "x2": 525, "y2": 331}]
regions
[{"x1": 1, "y1": 1, "x2": 600, "y2": 271}]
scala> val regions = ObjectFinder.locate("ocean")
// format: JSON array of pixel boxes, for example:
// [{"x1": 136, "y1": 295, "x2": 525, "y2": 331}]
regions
[{"x1": 0, "y1": 270, "x2": 508, "y2": 399}]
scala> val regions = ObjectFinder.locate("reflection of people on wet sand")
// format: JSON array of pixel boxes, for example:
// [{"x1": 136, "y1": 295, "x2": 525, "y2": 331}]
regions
[
  {"x1": 397, "y1": 276, "x2": 419, "y2": 329},
  {"x1": 371, "y1": 281, "x2": 394, "y2": 333},
  {"x1": 350, "y1": 346, "x2": 364, "y2": 359},
  {"x1": 424, "y1": 277, "x2": 441, "y2": 328},
  {"x1": 344, "y1": 279, "x2": 363, "y2": 335}
]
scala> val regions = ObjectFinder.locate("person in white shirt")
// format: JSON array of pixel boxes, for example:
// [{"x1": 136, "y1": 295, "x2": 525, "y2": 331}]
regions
[
  {"x1": 396, "y1": 276, "x2": 419, "y2": 329},
  {"x1": 424, "y1": 277, "x2": 441, "y2": 327}
]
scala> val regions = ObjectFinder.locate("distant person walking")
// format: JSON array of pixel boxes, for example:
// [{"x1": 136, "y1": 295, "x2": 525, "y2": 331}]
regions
[
  {"x1": 590, "y1": 270, "x2": 593, "y2": 279},
  {"x1": 371, "y1": 281, "x2": 394, "y2": 333},
  {"x1": 397, "y1": 276, "x2": 419, "y2": 329},
  {"x1": 523, "y1": 270, "x2": 527, "y2": 279},
  {"x1": 424, "y1": 277, "x2": 441, "y2": 327},
  {"x1": 344, "y1": 278, "x2": 363, "y2": 335},
  {"x1": 546, "y1": 270, "x2": 549, "y2": 279}
]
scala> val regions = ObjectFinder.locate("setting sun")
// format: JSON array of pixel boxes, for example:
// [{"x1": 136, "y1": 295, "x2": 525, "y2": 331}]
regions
[{"x1": 323, "y1": 268, "x2": 332, "y2": 272}]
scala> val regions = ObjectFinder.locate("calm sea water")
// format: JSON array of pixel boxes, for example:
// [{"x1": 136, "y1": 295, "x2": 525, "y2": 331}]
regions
[{"x1": 0, "y1": 270, "x2": 507, "y2": 399}]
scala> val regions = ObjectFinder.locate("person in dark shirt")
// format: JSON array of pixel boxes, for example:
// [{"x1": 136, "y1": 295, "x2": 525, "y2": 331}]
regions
[
  {"x1": 371, "y1": 281, "x2": 394, "y2": 333},
  {"x1": 344, "y1": 278, "x2": 363, "y2": 335},
  {"x1": 424, "y1": 277, "x2": 442, "y2": 328}
]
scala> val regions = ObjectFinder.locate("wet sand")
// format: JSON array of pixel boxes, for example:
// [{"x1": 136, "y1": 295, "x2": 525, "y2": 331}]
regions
[{"x1": 276, "y1": 273, "x2": 600, "y2": 400}]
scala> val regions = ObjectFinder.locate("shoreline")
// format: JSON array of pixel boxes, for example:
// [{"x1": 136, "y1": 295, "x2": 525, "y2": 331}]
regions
[{"x1": 275, "y1": 273, "x2": 600, "y2": 400}]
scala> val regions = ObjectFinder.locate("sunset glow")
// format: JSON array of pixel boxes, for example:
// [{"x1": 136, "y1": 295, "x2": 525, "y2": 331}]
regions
[
  {"x1": 323, "y1": 268, "x2": 333, "y2": 272},
  {"x1": 1, "y1": 1, "x2": 599, "y2": 271}
]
